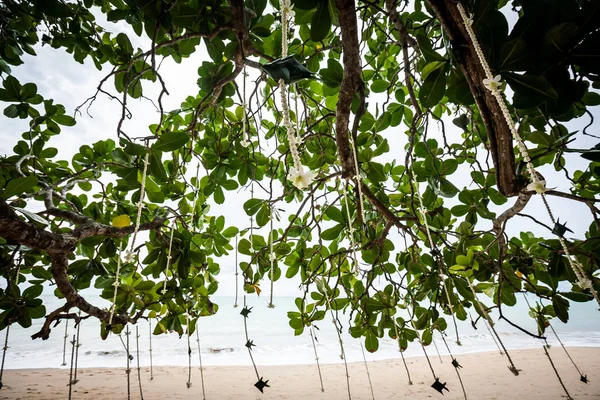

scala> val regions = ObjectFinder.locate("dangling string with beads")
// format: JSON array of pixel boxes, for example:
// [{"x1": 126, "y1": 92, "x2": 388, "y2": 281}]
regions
[
  {"x1": 268, "y1": 206, "x2": 276, "y2": 308},
  {"x1": 392, "y1": 318, "x2": 413, "y2": 385},
  {"x1": 118, "y1": 326, "x2": 133, "y2": 400},
  {"x1": 360, "y1": 339, "x2": 376, "y2": 400},
  {"x1": 0, "y1": 325, "x2": 10, "y2": 390},
  {"x1": 241, "y1": 66, "x2": 250, "y2": 148},
  {"x1": 309, "y1": 326, "x2": 325, "y2": 392},
  {"x1": 440, "y1": 332, "x2": 468, "y2": 400},
  {"x1": 196, "y1": 327, "x2": 207, "y2": 400},
  {"x1": 148, "y1": 319, "x2": 154, "y2": 381},
  {"x1": 109, "y1": 240, "x2": 124, "y2": 326},
  {"x1": 342, "y1": 181, "x2": 360, "y2": 274},
  {"x1": 456, "y1": 2, "x2": 599, "y2": 307},
  {"x1": 61, "y1": 320, "x2": 69, "y2": 366},
  {"x1": 469, "y1": 311, "x2": 503, "y2": 355},
  {"x1": 234, "y1": 235, "x2": 240, "y2": 308},
  {"x1": 67, "y1": 334, "x2": 76, "y2": 400},
  {"x1": 186, "y1": 304, "x2": 193, "y2": 389},
  {"x1": 163, "y1": 225, "x2": 175, "y2": 294},
  {"x1": 125, "y1": 150, "x2": 150, "y2": 262},
  {"x1": 544, "y1": 346, "x2": 574, "y2": 400},
  {"x1": 413, "y1": 177, "x2": 461, "y2": 346},
  {"x1": 467, "y1": 277, "x2": 519, "y2": 375},
  {"x1": 432, "y1": 335, "x2": 443, "y2": 364},
  {"x1": 73, "y1": 312, "x2": 82, "y2": 385},
  {"x1": 349, "y1": 135, "x2": 365, "y2": 223},
  {"x1": 135, "y1": 326, "x2": 144, "y2": 400},
  {"x1": 241, "y1": 295, "x2": 270, "y2": 393},
  {"x1": 321, "y1": 280, "x2": 351, "y2": 400},
  {"x1": 523, "y1": 294, "x2": 588, "y2": 385}
]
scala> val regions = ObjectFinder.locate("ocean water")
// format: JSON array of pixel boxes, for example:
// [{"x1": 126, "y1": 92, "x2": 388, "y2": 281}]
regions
[{"x1": 3, "y1": 292, "x2": 600, "y2": 370}]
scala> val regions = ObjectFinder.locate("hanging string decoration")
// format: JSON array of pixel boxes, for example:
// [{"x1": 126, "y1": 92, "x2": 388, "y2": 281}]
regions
[
  {"x1": 196, "y1": 327, "x2": 207, "y2": 400},
  {"x1": 234, "y1": 235, "x2": 240, "y2": 308},
  {"x1": 440, "y1": 332, "x2": 468, "y2": 400},
  {"x1": 392, "y1": 318, "x2": 413, "y2": 385},
  {"x1": 124, "y1": 150, "x2": 150, "y2": 263},
  {"x1": 109, "y1": 240, "x2": 124, "y2": 327},
  {"x1": 268, "y1": 206, "x2": 276, "y2": 308},
  {"x1": 413, "y1": 177, "x2": 461, "y2": 346},
  {"x1": 186, "y1": 308, "x2": 193, "y2": 389},
  {"x1": 321, "y1": 281, "x2": 351, "y2": 400},
  {"x1": 0, "y1": 325, "x2": 10, "y2": 390},
  {"x1": 309, "y1": 326, "x2": 325, "y2": 392},
  {"x1": 241, "y1": 66, "x2": 250, "y2": 148},
  {"x1": 360, "y1": 340, "x2": 376, "y2": 400},
  {"x1": 119, "y1": 326, "x2": 133, "y2": 400},
  {"x1": 73, "y1": 313, "x2": 82, "y2": 385},
  {"x1": 61, "y1": 319, "x2": 69, "y2": 367},
  {"x1": 544, "y1": 347, "x2": 574, "y2": 400},
  {"x1": 467, "y1": 278, "x2": 519, "y2": 375},
  {"x1": 162, "y1": 224, "x2": 175, "y2": 294},
  {"x1": 135, "y1": 326, "x2": 144, "y2": 400},
  {"x1": 241, "y1": 296, "x2": 270, "y2": 393},
  {"x1": 342, "y1": 181, "x2": 360, "y2": 275},
  {"x1": 148, "y1": 319, "x2": 154, "y2": 381},
  {"x1": 67, "y1": 334, "x2": 76, "y2": 400},
  {"x1": 456, "y1": 2, "x2": 600, "y2": 307},
  {"x1": 278, "y1": 0, "x2": 313, "y2": 190}
]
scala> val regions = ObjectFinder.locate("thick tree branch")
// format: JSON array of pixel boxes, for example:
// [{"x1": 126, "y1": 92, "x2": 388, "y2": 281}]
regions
[{"x1": 427, "y1": 0, "x2": 520, "y2": 197}]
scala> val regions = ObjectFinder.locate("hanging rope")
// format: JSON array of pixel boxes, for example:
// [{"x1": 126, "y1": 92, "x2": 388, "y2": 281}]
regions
[
  {"x1": 196, "y1": 326, "x2": 207, "y2": 400},
  {"x1": 0, "y1": 325, "x2": 10, "y2": 390},
  {"x1": 392, "y1": 319, "x2": 413, "y2": 385},
  {"x1": 268, "y1": 206, "x2": 276, "y2": 308},
  {"x1": 73, "y1": 312, "x2": 82, "y2": 385},
  {"x1": 119, "y1": 326, "x2": 132, "y2": 400},
  {"x1": 109, "y1": 241, "x2": 124, "y2": 326},
  {"x1": 360, "y1": 340, "x2": 376, "y2": 400},
  {"x1": 68, "y1": 334, "x2": 76, "y2": 400},
  {"x1": 413, "y1": 177, "x2": 461, "y2": 345},
  {"x1": 467, "y1": 278, "x2": 518, "y2": 374},
  {"x1": 241, "y1": 66, "x2": 250, "y2": 148},
  {"x1": 148, "y1": 319, "x2": 154, "y2": 381},
  {"x1": 61, "y1": 319, "x2": 69, "y2": 366},
  {"x1": 548, "y1": 324, "x2": 588, "y2": 383},
  {"x1": 234, "y1": 235, "x2": 239, "y2": 308},
  {"x1": 309, "y1": 326, "x2": 325, "y2": 392},
  {"x1": 241, "y1": 295, "x2": 270, "y2": 393},
  {"x1": 322, "y1": 282, "x2": 351, "y2": 400},
  {"x1": 456, "y1": 2, "x2": 600, "y2": 307},
  {"x1": 186, "y1": 309, "x2": 193, "y2": 389},
  {"x1": 342, "y1": 181, "x2": 360, "y2": 274},
  {"x1": 163, "y1": 223, "x2": 176, "y2": 294},
  {"x1": 440, "y1": 332, "x2": 468, "y2": 400},
  {"x1": 432, "y1": 335, "x2": 443, "y2": 364},
  {"x1": 124, "y1": 150, "x2": 150, "y2": 263},
  {"x1": 469, "y1": 311, "x2": 503, "y2": 355},
  {"x1": 544, "y1": 346, "x2": 574, "y2": 400},
  {"x1": 135, "y1": 326, "x2": 144, "y2": 400}
]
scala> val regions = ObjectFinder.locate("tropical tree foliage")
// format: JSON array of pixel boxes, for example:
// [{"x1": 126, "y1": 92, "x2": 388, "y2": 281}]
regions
[{"x1": 0, "y1": 0, "x2": 599, "y2": 354}]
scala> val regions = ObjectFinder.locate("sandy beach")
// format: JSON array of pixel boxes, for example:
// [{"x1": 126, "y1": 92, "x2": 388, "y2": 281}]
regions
[{"x1": 2, "y1": 347, "x2": 599, "y2": 399}]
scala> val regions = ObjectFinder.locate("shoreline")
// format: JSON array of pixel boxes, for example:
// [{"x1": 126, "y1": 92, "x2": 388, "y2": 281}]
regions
[{"x1": 3, "y1": 347, "x2": 599, "y2": 399}]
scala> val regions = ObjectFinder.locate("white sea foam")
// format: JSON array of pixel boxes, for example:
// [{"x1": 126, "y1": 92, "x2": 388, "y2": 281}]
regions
[{"x1": 4, "y1": 293, "x2": 600, "y2": 369}]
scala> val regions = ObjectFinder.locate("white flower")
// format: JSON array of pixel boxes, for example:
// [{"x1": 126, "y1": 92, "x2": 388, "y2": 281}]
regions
[
  {"x1": 288, "y1": 166, "x2": 314, "y2": 190},
  {"x1": 269, "y1": 253, "x2": 277, "y2": 262},
  {"x1": 240, "y1": 139, "x2": 250, "y2": 148},
  {"x1": 578, "y1": 278, "x2": 593, "y2": 290},
  {"x1": 483, "y1": 75, "x2": 502, "y2": 92},
  {"x1": 466, "y1": 14, "x2": 474, "y2": 27},
  {"x1": 526, "y1": 180, "x2": 548, "y2": 194},
  {"x1": 123, "y1": 251, "x2": 136, "y2": 264},
  {"x1": 282, "y1": 1, "x2": 295, "y2": 19}
]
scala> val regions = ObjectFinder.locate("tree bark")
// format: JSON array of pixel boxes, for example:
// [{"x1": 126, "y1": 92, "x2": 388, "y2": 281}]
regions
[{"x1": 427, "y1": 0, "x2": 520, "y2": 197}]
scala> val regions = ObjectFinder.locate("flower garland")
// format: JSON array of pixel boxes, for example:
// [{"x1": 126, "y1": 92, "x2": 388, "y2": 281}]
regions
[
  {"x1": 124, "y1": 151, "x2": 150, "y2": 263},
  {"x1": 342, "y1": 182, "x2": 360, "y2": 274},
  {"x1": 457, "y1": 3, "x2": 599, "y2": 306},
  {"x1": 280, "y1": 0, "x2": 313, "y2": 190},
  {"x1": 241, "y1": 66, "x2": 250, "y2": 148}
]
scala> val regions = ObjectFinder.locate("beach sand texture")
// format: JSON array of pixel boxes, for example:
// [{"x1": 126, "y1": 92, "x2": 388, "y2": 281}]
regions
[{"x1": 2, "y1": 348, "x2": 599, "y2": 399}]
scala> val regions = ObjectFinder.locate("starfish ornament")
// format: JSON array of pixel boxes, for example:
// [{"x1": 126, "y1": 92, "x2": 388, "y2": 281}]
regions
[
  {"x1": 431, "y1": 378, "x2": 449, "y2": 394},
  {"x1": 254, "y1": 377, "x2": 270, "y2": 393},
  {"x1": 240, "y1": 306, "x2": 253, "y2": 318}
]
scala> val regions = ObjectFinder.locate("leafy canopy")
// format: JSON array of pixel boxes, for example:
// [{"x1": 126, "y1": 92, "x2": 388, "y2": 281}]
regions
[{"x1": 0, "y1": 0, "x2": 599, "y2": 351}]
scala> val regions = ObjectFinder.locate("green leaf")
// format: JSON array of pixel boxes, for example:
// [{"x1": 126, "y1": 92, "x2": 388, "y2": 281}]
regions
[
  {"x1": 321, "y1": 224, "x2": 345, "y2": 241},
  {"x1": 2, "y1": 176, "x2": 38, "y2": 199},
  {"x1": 419, "y1": 68, "x2": 446, "y2": 108},
  {"x1": 552, "y1": 295, "x2": 569, "y2": 323},
  {"x1": 365, "y1": 330, "x2": 379, "y2": 353},
  {"x1": 243, "y1": 198, "x2": 263, "y2": 216},
  {"x1": 152, "y1": 132, "x2": 190, "y2": 152},
  {"x1": 310, "y1": 0, "x2": 331, "y2": 42}
]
